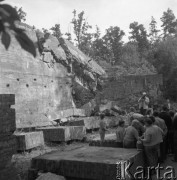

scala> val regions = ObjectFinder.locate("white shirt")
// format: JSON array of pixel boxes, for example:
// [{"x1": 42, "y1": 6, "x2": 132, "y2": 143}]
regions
[{"x1": 138, "y1": 96, "x2": 149, "y2": 109}]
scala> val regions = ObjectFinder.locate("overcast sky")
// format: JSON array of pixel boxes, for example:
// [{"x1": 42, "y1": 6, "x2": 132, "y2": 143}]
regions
[{"x1": 5, "y1": 0, "x2": 177, "y2": 41}]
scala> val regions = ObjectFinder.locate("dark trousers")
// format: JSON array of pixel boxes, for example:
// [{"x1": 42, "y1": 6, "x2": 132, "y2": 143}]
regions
[
  {"x1": 140, "y1": 107, "x2": 147, "y2": 115},
  {"x1": 174, "y1": 131, "x2": 177, "y2": 161},
  {"x1": 160, "y1": 139, "x2": 166, "y2": 162},
  {"x1": 144, "y1": 145, "x2": 159, "y2": 167},
  {"x1": 168, "y1": 130, "x2": 174, "y2": 154}
]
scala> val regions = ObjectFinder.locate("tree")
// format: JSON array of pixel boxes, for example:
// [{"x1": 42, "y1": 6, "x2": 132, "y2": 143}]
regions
[
  {"x1": 161, "y1": 8, "x2": 177, "y2": 38},
  {"x1": 14, "y1": 6, "x2": 26, "y2": 22},
  {"x1": 121, "y1": 42, "x2": 140, "y2": 66},
  {"x1": 103, "y1": 26, "x2": 125, "y2": 64},
  {"x1": 50, "y1": 24, "x2": 62, "y2": 40},
  {"x1": 71, "y1": 9, "x2": 93, "y2": 54},
  {"x1": 149, "y1": 16, "x2": 160, "y2": 44},
  {"x1": 91, "y1": 26, "x2": 109, "y2": 62},
  {"x1": 129, "y1": 22, "x2": 149, "y2": 55},
  {"x1": 153, "y1": 37, "x2": 177, "y2": 99},
  {"x1": 0, "y1": 0, "x2": 36, "y2": 56}
]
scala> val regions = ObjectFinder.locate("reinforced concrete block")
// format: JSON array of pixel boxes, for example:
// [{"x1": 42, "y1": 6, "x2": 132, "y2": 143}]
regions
[
  {"x1": 36, "y1": 126, "x2": 86, "y2": 142},
  {"x1": 31, "y1": 146, "x2": 144, "y2": 180},
  {"x1": 15, "y1": 131, "x2": 44, "y2": 151}
]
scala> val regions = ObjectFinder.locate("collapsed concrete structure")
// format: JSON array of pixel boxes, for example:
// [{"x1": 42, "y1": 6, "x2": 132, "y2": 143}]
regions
[{"x1": 0, "y1": 23, "x2": 105, "y2": 128}]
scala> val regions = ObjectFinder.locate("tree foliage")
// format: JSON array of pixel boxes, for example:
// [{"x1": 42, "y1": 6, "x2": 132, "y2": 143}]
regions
[
  {"x1": 152, "y1": 37, "x2": 177, "y2": 99},
  {"x1": 161, "y1": 8, "x2": 177, "y2": 38},
  {"x1": 50, "y1": 23, "x2": 62, "y2": 40},
  {"x1": 103, "y1": 26, "x2": 125, "y2": 64},
  {"x1": 0, "y1": 0, "x2": 36, "y2": 56},
  {"x1": 149, "y1": 16, "x2": 160, "y2": 44},
  {"x1": 65, "y1": 32, "x2": 72, "y2": 41},
  {"x1": 121, "y1": 42, "x2": 140, "y2": 66},
  {"x1": 71, "y1": 9, "x2": 93, "y2": 54},
  {"x1": 129, "y1": 22, "x2": 149, "y2": 55},
  {"x1": 14, "y1": 6, "x2": 26, "y2": 22}
]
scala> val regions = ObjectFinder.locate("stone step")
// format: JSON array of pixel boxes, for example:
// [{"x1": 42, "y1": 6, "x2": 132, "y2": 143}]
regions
[
  {"x1": 36, "y1": 126, "x2": 86, "y2": 142},
  {"x1": 15, "y1": 131, "x2": 44, "y2": 151}
]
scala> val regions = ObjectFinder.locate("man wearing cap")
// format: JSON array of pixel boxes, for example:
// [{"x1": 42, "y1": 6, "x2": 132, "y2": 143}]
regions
[{"x1": 138, "y1": 92, "x2": 149, "y2": 115}]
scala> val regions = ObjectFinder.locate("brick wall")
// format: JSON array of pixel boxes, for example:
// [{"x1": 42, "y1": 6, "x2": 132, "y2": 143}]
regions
[{"x1": 0, "y1": 94, "x2": 18, "y2": 180}]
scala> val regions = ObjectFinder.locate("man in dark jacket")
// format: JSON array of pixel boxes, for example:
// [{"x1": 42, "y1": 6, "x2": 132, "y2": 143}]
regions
[
  {"x1": 159, "y1": 106, "x2": 173, "y2": 155},
  {"x1": 172, "y1": 114, "x2": 177, "y2": 162}
]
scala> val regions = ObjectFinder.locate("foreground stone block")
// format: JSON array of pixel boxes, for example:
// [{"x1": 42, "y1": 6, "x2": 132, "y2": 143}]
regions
[
  {"x1": 36, "y1": 126, "x2": 86, "y2": 142},
  {"x1": 89, "y1": 133, "x2": 119, "y2": 147},
  {"x1": 30, "y1": 146, "x2": 144, "y2": 180},
  {"x1": 15, "y1": 131, "x2": 44, "y2": 151},
  {"x1": 0, "y1": 165, "x2": 19, "y2": 180}
]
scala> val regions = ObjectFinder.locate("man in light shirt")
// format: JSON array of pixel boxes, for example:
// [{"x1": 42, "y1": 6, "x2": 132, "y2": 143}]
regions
[{"x1": 138, "y1": 92, "x2": 149, "y2": 115}]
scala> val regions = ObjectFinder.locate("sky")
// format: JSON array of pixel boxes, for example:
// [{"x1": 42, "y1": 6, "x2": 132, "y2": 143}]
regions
[{"x1": 5, "y1": 0, "x2": 177, "y2": 41}]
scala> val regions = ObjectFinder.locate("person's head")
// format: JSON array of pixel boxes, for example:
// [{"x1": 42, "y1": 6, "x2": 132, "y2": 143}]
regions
[
  {"x1": 144, "y1": 118, "x2": 153, "y2": 127},
  {"x1": 118, "y1": 120, "x2": 125, "y2": 127},
  {"x1": 100, "y1": 114, "x2": 105, "y2": 120},
  {"x1": 153, "y1": 111, "x2": 159, "y2": 117},
  {"x1": 167, "y1": 99, "x2": 170, "y2": 103},
  {"x1": 149, "y1": 116, "x2": 155, "y2": 124},
  {"x1": 138, "y1": 117, "x2": 145, "y2": 125},
  {"x1": 162, "y1": 105, "x2": 168, "y2": 112},
  {"x1": 142, "y1": 92, "x2": 147, "y2": 97},
  {"x1": 130, "y1": 107, "x2": 136, "y2": 113},
  {"x1": 131, "y1": 119, "x2": 140, "y2": 129},
  {"x1": 146, "y1": 108, "x2": 153, "y2": 116},
  {"x1": 121, "y1": 110, "x2": 126, "y2": 116}
]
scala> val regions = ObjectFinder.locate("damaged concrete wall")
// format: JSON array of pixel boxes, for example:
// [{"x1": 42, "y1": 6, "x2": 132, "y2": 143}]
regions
[
  {"x1": 96, "y1": 74, "x2": 163, "y2": 109},
  {"x1": 0, "y1": 23, "x2": 105, "y2": 128},
  {"x1": 0, "y1": 24, "x2": 74, "y2": 128}
]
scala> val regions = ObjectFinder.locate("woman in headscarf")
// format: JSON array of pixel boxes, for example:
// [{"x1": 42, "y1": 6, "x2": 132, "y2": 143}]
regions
[{"x1": 123, "y1": 120, "x2": 139, "y2": 148}]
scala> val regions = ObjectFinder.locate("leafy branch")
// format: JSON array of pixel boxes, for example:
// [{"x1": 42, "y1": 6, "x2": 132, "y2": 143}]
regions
[{"x1": 0, "y1": 0, "x2": 36, "y2": 57}]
